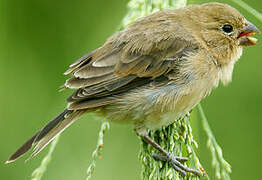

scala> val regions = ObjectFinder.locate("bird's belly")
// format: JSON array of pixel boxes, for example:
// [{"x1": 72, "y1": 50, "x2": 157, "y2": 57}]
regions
[
  {"x1": 102, "y1": 83, "x2": 210, "y2": 130},
  {"x1": 143, "y1": 90, "x2": 203, "y2": 129}
]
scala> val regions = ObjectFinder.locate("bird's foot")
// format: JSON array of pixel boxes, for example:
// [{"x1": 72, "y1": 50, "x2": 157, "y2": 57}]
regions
[
  {"x1": 137, "y1": 133, "x2": 202, "y2": 177},
  {"x1": 152, "y1": 153, "x2": 201, "y2": 177}
]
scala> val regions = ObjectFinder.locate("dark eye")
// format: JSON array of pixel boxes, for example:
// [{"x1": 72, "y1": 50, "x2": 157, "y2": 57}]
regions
[{"x1": 222, "y1": 24, "x2": 234, "y2": 33}]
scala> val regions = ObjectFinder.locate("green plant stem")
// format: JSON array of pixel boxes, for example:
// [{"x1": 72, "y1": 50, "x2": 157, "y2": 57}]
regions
[
  {"x1": 125, "y1": 0, "x2": 203, "y2": 179},
  {"x1": 31, "y1": 136, "x2": 60, "y2": 180},
  {"x1": 86, "y1": 121, "x2": 110, "y2": 180},
  {"x1": 31, "y1": 1, "x2": 247, "y2": 180},
  {"x1": 140, "y1": 114, "x2": 204, "y2": 180},
  {"x1": 197, "y1": 104, "x2": 231, "y2": 180},
  {"x1": 231, "y1": 0, "x2": 262, "y2": 22}
]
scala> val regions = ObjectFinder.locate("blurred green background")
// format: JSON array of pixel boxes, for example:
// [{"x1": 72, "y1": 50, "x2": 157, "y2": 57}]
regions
[{"x1": 0, "y1": 0, "x2": 261, "y2": 179}]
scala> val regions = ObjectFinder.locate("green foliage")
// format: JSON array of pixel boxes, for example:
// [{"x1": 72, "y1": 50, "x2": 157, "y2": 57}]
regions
[
  {"x1": 231, "y1": 0, "x2": 262, "y2": 22},
  {"x1": 31, "y1": 136, "x2": 60, "y2": 180},
  {"x1": 86, "y1": 122, "x2": 110, "y2": 180},
  {"x1": 126, "y1": 0, "x2": 205, "y2": 179},
  {"x1": 198, "y1": 104, "x2": 231, "y2": 180},
  {"x1": 139, "y1": 115, "x2": 203, "y2": 180},
  {"x1": 22, "y1": 0, "x2": 262, "y2": 180}
]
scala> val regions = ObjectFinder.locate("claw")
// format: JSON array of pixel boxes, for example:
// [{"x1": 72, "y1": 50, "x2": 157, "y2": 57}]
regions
[
  {"x1": 175, "y1": 156, "x2": 188, "y2": 163},
  {"x1": 152, "y1": 153, "x2": 201, "y2": 177},
  {"x1": 152, "y1": 154, "x2": 168, "y2": 161},
  {"x1": 139, "y1": 134, "x2": 202, "y2": 177},
  {"x1": 168, "y1": 154, "x2": 201, "y2": 177},
  {"x1": 152, "y1": 154, "x2": 188, "y2": 163}
]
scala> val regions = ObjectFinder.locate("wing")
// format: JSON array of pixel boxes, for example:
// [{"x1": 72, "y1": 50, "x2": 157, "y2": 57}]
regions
[{"x1": 63, "y1": 11, "x2": 199, "y2": 110}]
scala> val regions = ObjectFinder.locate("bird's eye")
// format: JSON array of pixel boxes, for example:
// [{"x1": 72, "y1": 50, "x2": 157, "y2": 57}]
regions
[{"x1": 222, "y1": 24, "x2": 234, "y2": 34}]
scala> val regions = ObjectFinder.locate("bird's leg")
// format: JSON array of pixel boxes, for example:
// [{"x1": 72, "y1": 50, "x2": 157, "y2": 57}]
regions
[{"x1": 140, "y1": 134, "x2": 201, "y2": 177}]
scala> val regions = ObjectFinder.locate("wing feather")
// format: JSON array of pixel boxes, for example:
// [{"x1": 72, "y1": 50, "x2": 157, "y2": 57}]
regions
[
  {"x1": 64, "y1": 50, "x2": 95, "y2": 75},
  {"x1": 65, "y1": 73, "x2": 116, "y2": 89},
  {"x1": 74, "y1": 65, "x2": 114, "y2": 79},
  {"x1": 64, "y1": 11, "x2": 199, "y2": 110},
  {"x1": 92, "y1": 49, "x2": 121, "y2": 67}
]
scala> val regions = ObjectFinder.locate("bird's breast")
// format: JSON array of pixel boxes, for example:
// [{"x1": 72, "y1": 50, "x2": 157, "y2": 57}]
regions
[
  {"x1": 142, "y1": 81, "x2": 214, "y2": 129},
  {"x1": 103, "y1": 77, "x2": 215, "y2": 130}
]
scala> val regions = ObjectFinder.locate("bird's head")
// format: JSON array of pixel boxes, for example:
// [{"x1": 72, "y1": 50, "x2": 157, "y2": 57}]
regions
[{"x1": 184, "y1": 2, "x2": 260, "y2": 65}]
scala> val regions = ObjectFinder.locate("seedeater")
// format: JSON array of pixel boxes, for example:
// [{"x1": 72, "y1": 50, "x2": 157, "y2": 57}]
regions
[{"x1": 6, "y1": 2, "x2": 260, "y2": 177}]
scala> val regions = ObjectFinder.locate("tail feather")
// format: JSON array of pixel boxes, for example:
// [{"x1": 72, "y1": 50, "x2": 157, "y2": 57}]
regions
[
  {"x1": 34, "y1": 109, "x2": 73, "y2": 143},
  {"x1": 6, "y1": 109, "x2": 84, "y2": 163},
  {"x1": 5, "y1": 131, "x2": 40, "y2": 164},
  {"x1": 28, "y1": 110, "x2": 84, "y2": 160}
]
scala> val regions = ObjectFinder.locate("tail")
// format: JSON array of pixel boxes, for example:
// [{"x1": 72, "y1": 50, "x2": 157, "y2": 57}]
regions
[{"x1": 6, "y1": 109, "x2": 85, "y2": 163}]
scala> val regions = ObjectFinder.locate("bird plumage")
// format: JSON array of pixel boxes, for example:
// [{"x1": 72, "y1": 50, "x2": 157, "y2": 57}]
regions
[{"x1": 7, "y1": 2, "x2": 259, "y2": 164}]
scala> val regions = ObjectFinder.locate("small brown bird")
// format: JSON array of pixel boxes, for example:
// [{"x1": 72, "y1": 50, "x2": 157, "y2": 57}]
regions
[{"x1": 6, "y1": 2, "x2": 259, "y2": 177}]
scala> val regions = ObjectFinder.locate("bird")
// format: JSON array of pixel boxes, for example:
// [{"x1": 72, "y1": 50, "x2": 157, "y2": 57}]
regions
[{"x1": 6, "y1": 2, "x2": 260, "y2": 177}]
